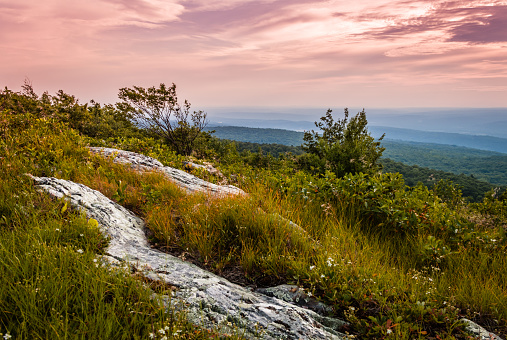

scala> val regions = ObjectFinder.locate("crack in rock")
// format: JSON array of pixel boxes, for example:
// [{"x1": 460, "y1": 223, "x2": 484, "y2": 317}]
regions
[{"x1": 30, "y1": 175, "x2": 349, "y2": 339}]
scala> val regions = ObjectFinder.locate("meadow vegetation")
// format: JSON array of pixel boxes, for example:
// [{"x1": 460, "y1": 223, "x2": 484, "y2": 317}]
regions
[{"x1": 1, "y1": 84, "x2": 506, "y2": 339}]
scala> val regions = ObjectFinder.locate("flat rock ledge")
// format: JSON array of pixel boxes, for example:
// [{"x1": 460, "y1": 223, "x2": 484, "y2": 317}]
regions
[
  {"x1": 31, "y1": 175, "x2": 348, "y2": 339},
  {"x1": 88, "y1": 147, "x2": 245, "y2": 197}
]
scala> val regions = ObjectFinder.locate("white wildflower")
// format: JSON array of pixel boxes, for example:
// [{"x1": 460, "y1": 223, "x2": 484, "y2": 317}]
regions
[
  {"x1": 309, "y1": 265, "x2": 315, "y2": 270},
  {"x1": 387, "y1": 329, "x2": 392, "y2": 334},
  {"x1": 76, "y1": 249, "x2": 84, "y2": 254}
]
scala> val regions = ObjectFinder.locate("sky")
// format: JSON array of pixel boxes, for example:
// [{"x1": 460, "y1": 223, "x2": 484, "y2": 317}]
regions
[{"x1": 1, "y1": 0, "x2": 507, "y2": 109}]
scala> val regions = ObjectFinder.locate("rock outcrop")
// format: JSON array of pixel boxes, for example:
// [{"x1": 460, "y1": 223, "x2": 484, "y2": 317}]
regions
[
  {"x1": 256, "y1": 285, "x2": 333, "y2": 316},
  {"x1": 88, "y1": 147, "x2": 245, "y2": 196},
  {"x1": 461, "y1": 318, "x2": 503, "y2": 340},
  {"x1": 30, "y1": 175, "x2": 348, "y2": 339}
]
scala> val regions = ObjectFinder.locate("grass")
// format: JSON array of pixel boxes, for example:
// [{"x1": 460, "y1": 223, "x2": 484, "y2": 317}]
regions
[
  {"x1": 1, "y1": 110, "x2": 507, "y2": 339},
  {"x1": 0, "y1": 115, "x2": 243, "y2": 340}
]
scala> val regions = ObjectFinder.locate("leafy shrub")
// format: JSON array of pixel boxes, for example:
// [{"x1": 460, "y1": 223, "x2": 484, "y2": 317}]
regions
[{"x1": 302, "y1": 109, "x2": 385, "y2": 177}]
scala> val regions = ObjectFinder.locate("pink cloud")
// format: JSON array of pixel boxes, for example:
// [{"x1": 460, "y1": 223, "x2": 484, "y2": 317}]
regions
[{"x1": 0, "y1": 0, "x2": 506, "y2": 107}]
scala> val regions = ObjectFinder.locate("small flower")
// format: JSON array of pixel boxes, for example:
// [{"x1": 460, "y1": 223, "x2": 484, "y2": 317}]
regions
[
  {"x1": 309, "y1": 265, "x2": 315, "y2": 270},
  {"x1": 149, "y1": 333, "x2": 155, "y2": 339},
  {"x1": 93, "y1": 258, "x2": 98, "y2": 263},
  {"x1": 320, "y1": 274, "x2": 325, "y2": 279},
  {"x1": 55, "y1": 228, "x2": 60, "y2": 232},
  {"x1": 158, "y1": 328, "x2": 166, "y2": 335},
  {"x1": 4, "y1": 334, "x2": 13, "y2": 340},
  {"x1": 80, "y1": 234, "x2": 84, "y2": 237},
  {"x1": 76, "y1": 249, "x2": 84, "y2": 254},
  {"x1": 387, "y1": 329, "x2": 392, "y2": 334}
]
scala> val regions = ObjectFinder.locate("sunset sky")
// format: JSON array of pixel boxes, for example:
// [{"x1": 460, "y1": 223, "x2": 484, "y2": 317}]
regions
[{"x1": 1, "y1": 0, "x2": 506, "y2": 109}]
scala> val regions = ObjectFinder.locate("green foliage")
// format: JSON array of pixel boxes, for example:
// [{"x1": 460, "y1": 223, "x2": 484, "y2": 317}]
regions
[
  {"x1": 3, "y1": 83, "x2": 507, "y2": 339},
  {"x1": 0, "y1": 108, "x2": 241, "y2": 340},
  {"x1": 206, "y1": 126, "x2": 304, "y2": 146},
  {"x1": 381, "y1": 139, "x2": 507, "y2": 186},
  {"x1": 229, "y1": 140, "x2": 304, "y2": 157},
  {"x1": 303, "y1": 109, "x2": 385, "y2": 177},
  {"x1": 381, "y1": 158, "x2": 502, "y2": 202},
  {"x1": 207, "y1": 124, "x2": 507, "y2": 187},
  {"x1": 469, "y1": 188, "x2": 507, "y2": 230},
  {"x1": 0, "y1": 82, "x2": 141, "y2": 140},
  {"x1": 118, "y1": 83, "x2": 212, "y2": 156}
]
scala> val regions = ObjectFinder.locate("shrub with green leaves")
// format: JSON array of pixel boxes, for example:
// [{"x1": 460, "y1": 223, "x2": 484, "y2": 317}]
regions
[{"x1": 302, "y1": 108, "x2": 385, "y2": 177}]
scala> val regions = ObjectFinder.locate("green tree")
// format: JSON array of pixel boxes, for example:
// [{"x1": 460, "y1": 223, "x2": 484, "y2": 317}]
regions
[
  {"x1": 1, "y1": 81, "x2": 139, "y2": 140},
  {"x1": 302, "y1": 108, "x2": 385, "y2": 177},
  {"x1": 117, "y1": 83, "x2": 210, "y2": 156}
]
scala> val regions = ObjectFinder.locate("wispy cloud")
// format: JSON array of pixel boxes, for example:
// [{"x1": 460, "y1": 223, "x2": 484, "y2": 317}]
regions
[{"x1": 0, "y1": 0, "x2": 506, "y2": 107}]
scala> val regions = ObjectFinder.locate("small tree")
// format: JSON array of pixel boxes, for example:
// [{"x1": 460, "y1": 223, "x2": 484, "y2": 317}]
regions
[
  {"x1": 302, "y1": 108, "x2": 385, "y2": 177},
  {"x1": 117, "y1": 83, "x2": 209, "y2": 156}
]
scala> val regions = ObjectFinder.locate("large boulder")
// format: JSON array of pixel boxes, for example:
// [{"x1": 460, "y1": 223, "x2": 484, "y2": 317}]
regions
[
  {"x1": 30, "y1": 175, "x2": 348, "y2": 339},
  {"x1": 88, "y1": 147, "x2": 245, "y2": 196}
]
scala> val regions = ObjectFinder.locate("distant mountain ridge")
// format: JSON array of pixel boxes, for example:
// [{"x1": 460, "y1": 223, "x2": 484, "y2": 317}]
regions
[
  {"x1": 369, "y1": 126, "x2": 507, "y2": 154},
  {"x1": 206, "y1": 125, "x2": 507, "y2": 154},
  {"x1": 206, "y1": 107, "x2": 507, "y2": 138}
]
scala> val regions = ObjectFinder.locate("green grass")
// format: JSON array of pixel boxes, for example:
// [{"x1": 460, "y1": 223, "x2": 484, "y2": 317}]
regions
[
  {"x1": 0, "y1": 114, "x2": 243, "y2": 340},
  {"x1": 1, "y1": 109, "x2": 507, "y2": 339}
]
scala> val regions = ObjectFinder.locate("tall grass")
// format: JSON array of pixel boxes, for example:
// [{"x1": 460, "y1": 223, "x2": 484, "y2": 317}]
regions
[
  {"x1": 0, "y1": 113, "x2": 243, "y2": 339},
  {"x1": 2, "y1": 109, "x2": 506, "y2": 338}
]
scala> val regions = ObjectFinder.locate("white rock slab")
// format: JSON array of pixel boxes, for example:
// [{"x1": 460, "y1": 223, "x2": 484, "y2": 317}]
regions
[
  {"x1": 88, "y1": 147, "x2": 245, "y2": 196},
  {"x1": 31, "y1": 175, "x2": 348, "y2": 339},
  {"x1": 461, "y1": 318, "x2": 504, "y2": 340}
]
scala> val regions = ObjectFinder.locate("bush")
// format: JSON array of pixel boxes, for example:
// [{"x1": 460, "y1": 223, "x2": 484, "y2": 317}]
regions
[
  {"x1": 118, "y1": 83, "x2": 212, "y2": 156},
  {"x1": 302, "y1": 109, "x2": 385, "y2": 177}
]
